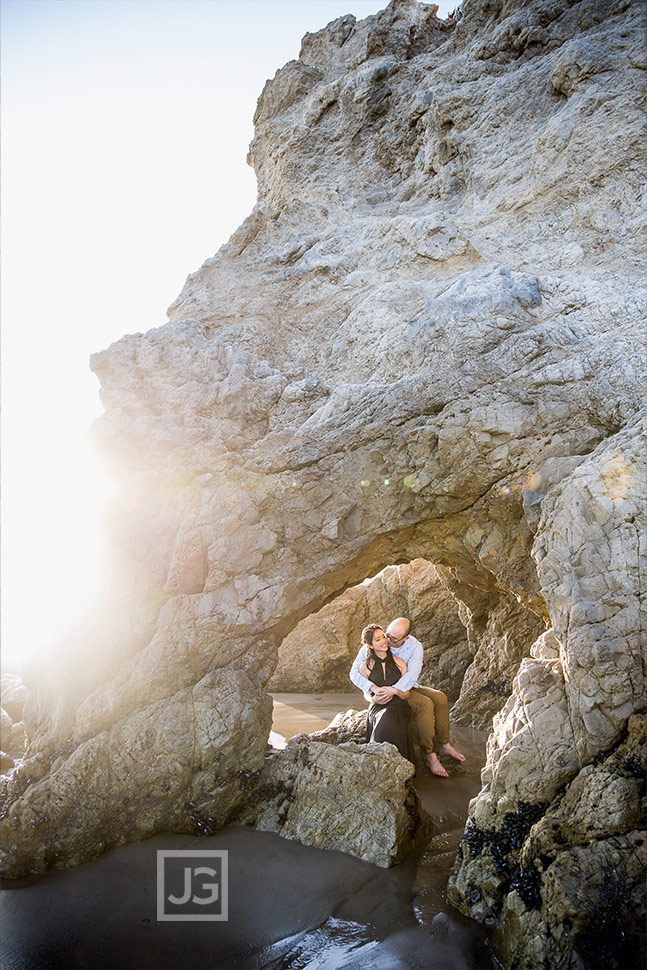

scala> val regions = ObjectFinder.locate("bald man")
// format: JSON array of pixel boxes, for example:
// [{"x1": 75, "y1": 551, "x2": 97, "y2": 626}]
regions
[{"x1": 350, "y1": 616, "x2": 465, "y2": 777}]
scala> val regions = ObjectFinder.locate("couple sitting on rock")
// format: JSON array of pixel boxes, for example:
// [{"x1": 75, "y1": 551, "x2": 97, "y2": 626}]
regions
[{"x1": 349, "y1": 617, "x2": 465, "y2": 777}]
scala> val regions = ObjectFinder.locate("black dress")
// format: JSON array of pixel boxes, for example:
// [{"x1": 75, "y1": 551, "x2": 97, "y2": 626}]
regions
[{"x1": 365, "y1": 648, "x2": 414, "y2": 763}]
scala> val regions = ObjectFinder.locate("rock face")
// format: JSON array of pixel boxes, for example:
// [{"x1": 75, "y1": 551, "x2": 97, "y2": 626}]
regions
[
  {"x1": 451, "y1": 713, "x2": 647, "y2": 970},
  {"x1": 447, "y1": 585, "x2": 546, "y2": 728},
  {"x1": 0, "y1": 674, "x2": 27, "y2": 769},
  {"x1": 1, "y1": 1, "x2": 645, "y2": 966},
  {"x1": 269, "y1": 558, "x2": 472, "y2": 698},
  {"x1": 237, "y1": 737, "x2": 432, "y2": 867}
]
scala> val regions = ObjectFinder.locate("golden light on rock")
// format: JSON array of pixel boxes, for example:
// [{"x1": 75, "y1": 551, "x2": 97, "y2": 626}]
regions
[{"x1": 599, "y1": 451, "x2": 630, "y2": 503}]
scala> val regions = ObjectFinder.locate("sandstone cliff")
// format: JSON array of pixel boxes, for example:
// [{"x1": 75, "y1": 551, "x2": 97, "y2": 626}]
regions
[{"x1": 1, "y1": 1, "x2": 645, "y2": 967}]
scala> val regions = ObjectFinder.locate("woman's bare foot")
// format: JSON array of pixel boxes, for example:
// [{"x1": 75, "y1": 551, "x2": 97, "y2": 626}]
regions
[
  {"x1": 426, "y1": 752, "x2": 449, "y2": 778},
  {"x1": 438, "y1": 742, "x2": 466, "y2": 763}
]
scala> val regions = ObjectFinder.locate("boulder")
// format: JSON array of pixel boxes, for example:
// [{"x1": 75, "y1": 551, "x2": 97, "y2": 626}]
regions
[
  {"x1": 237, "y1": 737, "x2": 432, "y2": 867},
  {"x1": 295, "y1": 707, "x2": 368, "y2": 745},
  {"x1": 1, "y1": 701, "x2": 26, "y2": 763},
  {"x1": 0, "y1": 674, "x2": 27, "y2": 724},
  {"x1": 4, "y1": 722, "x2": 26, "y2": 762},
  {"x1": 0, "y1": 752, "x2": 15, "y2": 775}
]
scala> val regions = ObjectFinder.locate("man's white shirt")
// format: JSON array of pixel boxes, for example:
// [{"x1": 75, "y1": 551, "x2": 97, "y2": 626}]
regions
[{"x1": 349, "y1": 634, "x2": 424, "y2": 698}]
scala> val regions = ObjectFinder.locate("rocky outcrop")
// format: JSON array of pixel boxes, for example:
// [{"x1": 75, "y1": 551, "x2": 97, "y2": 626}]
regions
[
  {"x1": 451, "y1": 713, "x2": 647, "y2": 970},
  {"x1": 237, "y1": 737, "x2": 432, "y2": 867},
  {"x1": 1, "y1": 2, "x2": 645, "y2": 966},
  {"x1": 447, "y1": 421, "x2": 647, "y2": 967},
  {"x1": 0, "y1": 674, "x2": 27, "y2": 768},
  {"x1": 446, "y1": 585, "x2": 546, "y2": 728},
  {"x1": 269, "y1": 559, "x2": 471, "y2": 697},
  {"x1": 1, "y1": 669, "x2": 272, "y2": 873}
]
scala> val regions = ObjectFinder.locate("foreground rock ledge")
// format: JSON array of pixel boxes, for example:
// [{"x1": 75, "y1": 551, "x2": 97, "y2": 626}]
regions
[{"x1": 1, "y1": 1, "x2": 646, "y2": 967}]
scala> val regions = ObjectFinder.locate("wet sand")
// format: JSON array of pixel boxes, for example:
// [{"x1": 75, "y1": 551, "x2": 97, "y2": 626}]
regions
[
  {"x1": 0, "y1": 694, "x2": 493, "y2": 969},
  {"x1": 270, "y1": 692, "x2": 365, "y2": 739}
]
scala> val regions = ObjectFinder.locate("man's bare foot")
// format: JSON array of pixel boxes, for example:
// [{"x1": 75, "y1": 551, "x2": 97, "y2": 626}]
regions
[
  {"x1": 438, "y1": 743, "x2": 466, "y2": 763},
  {"x1": 426, "y1": 752, "x2": 449, "y2": 778}
]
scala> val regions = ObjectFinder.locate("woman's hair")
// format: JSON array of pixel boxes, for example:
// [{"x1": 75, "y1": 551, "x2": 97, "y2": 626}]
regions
[
  {"x1": 361, "y1": 623, "x2": 383, "y2": 646},
  {"x1": 362, "y1": 624, "x2": 384, "y2": 663}
]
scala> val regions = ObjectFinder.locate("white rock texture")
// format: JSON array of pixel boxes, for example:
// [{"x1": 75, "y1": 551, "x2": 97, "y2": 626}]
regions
[{"x1": 1, "y1": 1, "x2": 645, "y2": 965}]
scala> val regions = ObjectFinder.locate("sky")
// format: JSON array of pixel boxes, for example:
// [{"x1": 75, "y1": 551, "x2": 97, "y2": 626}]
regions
[{"x1": 1, "y1": 0, "x2": 458, "y2": 671}]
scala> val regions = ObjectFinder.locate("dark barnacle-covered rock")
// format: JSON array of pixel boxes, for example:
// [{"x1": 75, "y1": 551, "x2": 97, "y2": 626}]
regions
[
  {"x1": 509, "y1": 863, "x2": 542, "y2": 911},
  {"x1": 187, "y1": 801, "x2": 219, "y2": 837},
  {"x1": 460, "y1": 816, "x2": 487, "y2": 858},
  {"x1": 574, "y1": 871, "x2": 642, "y2": 970},
  {"x1": 459, "y1": 802, "x2": 547, "y2": 870}
]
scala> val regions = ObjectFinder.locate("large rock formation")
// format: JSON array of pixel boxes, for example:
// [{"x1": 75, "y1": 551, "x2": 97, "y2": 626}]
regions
[
  {"x1": 1, "y1": 0, "x2": 645, "y2": 965},
  {"x1": 269, "y1": 558, "x2": 472, "y2": 697}
]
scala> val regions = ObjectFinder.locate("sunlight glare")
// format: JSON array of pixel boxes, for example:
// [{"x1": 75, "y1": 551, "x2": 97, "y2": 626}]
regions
[{"x1": 1, "y1": 0, "x2": 459, "y2": 673}]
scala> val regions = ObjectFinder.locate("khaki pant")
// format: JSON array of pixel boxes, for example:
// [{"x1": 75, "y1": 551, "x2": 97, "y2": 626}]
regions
[{"x1": 406, "y1": 686, "x2": 450, "y2": 753}]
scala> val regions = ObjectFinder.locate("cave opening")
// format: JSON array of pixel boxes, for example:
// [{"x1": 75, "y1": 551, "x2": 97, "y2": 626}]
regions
[
  {"x1": 268, "y1": 555, "x2": 546, "y2": 740},
  {"x1": 265, "y1": 552, "x2": 549, "y2": 877}
]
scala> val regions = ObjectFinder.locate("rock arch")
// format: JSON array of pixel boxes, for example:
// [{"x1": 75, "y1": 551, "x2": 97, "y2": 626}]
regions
[
  {"x1": 268, "y1": 556, "x2": 547, "y2": 733},
  {"x1": 1, "y1": 0, "x2": 645, "y2": 965},
  {"x1": 268, "y1": 558, "x2": 473, "y2": 697}
]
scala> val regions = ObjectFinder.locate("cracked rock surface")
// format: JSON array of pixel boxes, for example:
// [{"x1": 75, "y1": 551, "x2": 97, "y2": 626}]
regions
[{"x1": 1, "y1": 1, "x2": 645, "y2": 965}]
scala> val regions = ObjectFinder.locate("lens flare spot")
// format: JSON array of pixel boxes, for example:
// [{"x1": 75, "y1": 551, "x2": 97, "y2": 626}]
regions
[
  {"x1": 500, "y1": 479, "x2": 524, "y2": 496},
  {"x1": 360, "y1": 480, "x2": 371, "y2": 488},
  {"x1": 403, "y1": 474, "x2": 418, "y2": 488}
]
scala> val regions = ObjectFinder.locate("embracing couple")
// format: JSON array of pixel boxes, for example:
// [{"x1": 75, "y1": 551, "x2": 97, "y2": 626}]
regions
[{"x1": 349, "y1": 617, "x2": 465, "y2": 777}]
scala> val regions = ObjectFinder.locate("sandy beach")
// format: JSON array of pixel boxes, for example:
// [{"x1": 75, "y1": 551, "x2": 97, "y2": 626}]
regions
[{"x1": 1, "y1": 694, "x2": 493, "y2": 969}]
